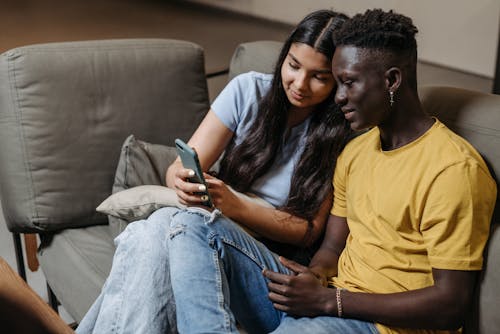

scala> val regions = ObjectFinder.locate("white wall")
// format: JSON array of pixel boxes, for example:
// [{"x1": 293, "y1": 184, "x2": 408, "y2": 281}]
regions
[{"x1": 190, "y1": 0, "x2": 500, "y2": 78}]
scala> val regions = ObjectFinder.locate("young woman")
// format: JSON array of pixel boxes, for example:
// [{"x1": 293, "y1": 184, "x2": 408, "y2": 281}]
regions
[{"x1": 77, "y1": 9, "x2": 351, "y2": 334}]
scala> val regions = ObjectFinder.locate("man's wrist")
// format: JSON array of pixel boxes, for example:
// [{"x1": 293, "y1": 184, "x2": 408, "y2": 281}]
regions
[{"x1": 309, "y1": 266, "x2": 328, "y2": 286}]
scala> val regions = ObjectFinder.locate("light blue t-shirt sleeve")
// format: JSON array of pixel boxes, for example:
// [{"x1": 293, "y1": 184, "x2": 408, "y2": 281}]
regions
[{"x1": 211, "y1": 72, "x2": 271, "y2": 136}]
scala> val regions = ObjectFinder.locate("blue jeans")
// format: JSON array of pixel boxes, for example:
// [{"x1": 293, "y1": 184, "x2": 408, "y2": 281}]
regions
[
  {"x1": 76, "y1": 207, "x2": 179, "y2": 334},
  {"x1": 168, "y1": 208, "x2": 378, "y2": 334}
]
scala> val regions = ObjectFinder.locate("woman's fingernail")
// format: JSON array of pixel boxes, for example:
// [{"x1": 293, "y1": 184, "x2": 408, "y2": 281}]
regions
[
  {"x1": 188, "y1": 170, "x2": 195, "y2": 176},
  {"x1": 198, "y1": 185, "x2": 206, "y2": 191}
]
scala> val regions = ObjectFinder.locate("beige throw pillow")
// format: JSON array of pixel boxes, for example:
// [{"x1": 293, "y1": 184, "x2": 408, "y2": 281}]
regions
[{"x1": 97, "y1": 185, "x2": 185, "y2": 221}]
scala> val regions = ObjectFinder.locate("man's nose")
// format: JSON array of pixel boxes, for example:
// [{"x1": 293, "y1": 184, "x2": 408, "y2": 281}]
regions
[{"x1": 335, "y1": 86, "x2": 347, "y2": 105}]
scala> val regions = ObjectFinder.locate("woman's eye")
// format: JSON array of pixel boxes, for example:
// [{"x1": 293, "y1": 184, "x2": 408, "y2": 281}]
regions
[{"x1": 289, "y1": 62, "x2": 299, "y2": 70}]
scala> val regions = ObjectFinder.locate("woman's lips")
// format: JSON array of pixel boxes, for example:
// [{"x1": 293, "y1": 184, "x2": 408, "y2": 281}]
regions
[{"x1": 291, "y1": 90, "x2": 306, "y2": 101}]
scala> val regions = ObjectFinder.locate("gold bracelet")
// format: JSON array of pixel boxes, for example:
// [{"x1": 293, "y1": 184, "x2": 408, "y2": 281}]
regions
[{"x1": 336, "y1": 288, "x2": 344, "y2": 317}]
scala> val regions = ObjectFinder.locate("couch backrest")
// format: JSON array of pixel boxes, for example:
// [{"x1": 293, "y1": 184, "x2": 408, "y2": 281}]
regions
[
  {"x1": 419, "y1": 86, "x2": 500, "y2": 334},
  {"x1": 230, "y1": 41, "x2": 500, "y2": 334},
  {"x1": 0, "y1": 39, "x2": 209, "y2": 232}
]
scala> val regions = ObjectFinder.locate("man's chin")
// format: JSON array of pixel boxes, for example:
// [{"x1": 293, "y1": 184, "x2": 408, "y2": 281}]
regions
[{"x1": 350, "y1": 122, "x2": 368, "y2": 132}]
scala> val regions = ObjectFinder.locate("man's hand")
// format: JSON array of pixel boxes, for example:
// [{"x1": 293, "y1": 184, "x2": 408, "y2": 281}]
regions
[{"x1": 263, "y1": 257, "x2": 335, "y2": 317}]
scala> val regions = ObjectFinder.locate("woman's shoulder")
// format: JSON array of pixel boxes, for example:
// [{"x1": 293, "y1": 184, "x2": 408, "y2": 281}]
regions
[{"x1": 231, "y1": 71, "x2": 273, "y2": 88}]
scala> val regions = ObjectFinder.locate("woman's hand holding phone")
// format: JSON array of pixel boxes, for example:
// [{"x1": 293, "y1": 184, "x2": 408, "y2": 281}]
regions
[{"x1": 172, "y1": 164, "x2": 212, "y2": 207}]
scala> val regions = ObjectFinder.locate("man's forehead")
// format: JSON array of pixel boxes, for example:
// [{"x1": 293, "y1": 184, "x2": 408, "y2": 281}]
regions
[{"x1": 333, "y1": 46, "x2": 381, "y2": 71}]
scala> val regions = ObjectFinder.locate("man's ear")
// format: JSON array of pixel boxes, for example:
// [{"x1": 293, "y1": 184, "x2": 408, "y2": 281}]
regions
[{"x1": 385, "y1": 67, "x2": 402, "y2": 92}]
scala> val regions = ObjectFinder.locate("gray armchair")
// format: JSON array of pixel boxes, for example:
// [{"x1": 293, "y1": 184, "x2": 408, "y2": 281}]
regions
[{"x1": 0, "y1": 38, "x2": 208, "y2": 321}]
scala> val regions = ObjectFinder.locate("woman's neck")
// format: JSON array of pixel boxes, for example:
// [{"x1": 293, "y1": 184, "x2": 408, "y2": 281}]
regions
[{"x1": 288, "y1": 106, "x2": 313, "y2": 128}]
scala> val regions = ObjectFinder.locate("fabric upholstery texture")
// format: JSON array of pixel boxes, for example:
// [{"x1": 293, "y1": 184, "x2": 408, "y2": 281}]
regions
[
  {"x1": 38, "y1": 225, "x2": 115, "y2": 322},
  {"x1": 419, "y1": 86, "x2": 500, "y2": 334},
  {"x1": 108, "y1": 134, "x2": 178, "y2": 238},
  {"x1": 0, "y1": 38, "x2": 209, "y2": 322},
  {"x1": 228, "y1": 40, "x2": 282, "y2": 79},
  {"x1": 97, "y1": 185, "x2": 184, "y2": 223},
  {"x1": 0, "y1": 39, "x2": 208, "y2": 233}
]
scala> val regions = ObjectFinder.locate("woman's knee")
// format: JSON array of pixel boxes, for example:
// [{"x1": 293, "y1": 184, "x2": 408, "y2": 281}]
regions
[{"x1": 114, "y1": 208, "x2": 175, "y2": 251}]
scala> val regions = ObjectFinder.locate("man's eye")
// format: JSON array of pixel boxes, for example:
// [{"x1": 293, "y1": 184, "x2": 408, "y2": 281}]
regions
[{"x1": 314, "y1": 75, "x2": 328, "y2": 82}]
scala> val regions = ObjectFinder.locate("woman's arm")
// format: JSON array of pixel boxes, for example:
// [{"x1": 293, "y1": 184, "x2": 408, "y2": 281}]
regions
[
  {"x1": 166, "y1": 109, "x2": 330, "y2": 247},
  {"x1": 166, "y1": 110, "x2": 233, "y2": 204},
  {"x1": 216, "y1": 187, "x2": 332, "y2": 247}
]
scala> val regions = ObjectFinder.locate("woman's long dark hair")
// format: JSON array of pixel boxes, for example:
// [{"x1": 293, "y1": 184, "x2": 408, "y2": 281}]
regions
[{"x1": 218, "y1": 10, "x2": 352, "y2": 226}]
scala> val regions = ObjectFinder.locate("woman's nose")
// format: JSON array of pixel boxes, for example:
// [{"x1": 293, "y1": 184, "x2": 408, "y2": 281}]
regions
[{"x1": 294, "y1": 72, "x2": 308, "y2": 91}]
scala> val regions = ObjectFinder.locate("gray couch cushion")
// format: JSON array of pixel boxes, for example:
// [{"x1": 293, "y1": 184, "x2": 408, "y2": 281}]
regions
[
  {"x1": 228, "y1": 40, "x2": 282, "y2": 79},
  {"x1": 419, "y1": 86, "x2": 500, "y2": 334},
  {"x1": 38, "y1": 225, "x2": 115, "y2": 322},
  {"x1": 108, "y1": 134, "x2": 178, "y2": 238},
  {"x1": 0, "y1": 39, "x2": 208, "y2": 233}
]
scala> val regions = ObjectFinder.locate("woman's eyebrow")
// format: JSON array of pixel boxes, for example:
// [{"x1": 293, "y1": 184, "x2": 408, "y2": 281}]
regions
[
  {"x1": 289, "y1": 53, "x2": 300, "y2": 64},
  {"x1": 289, "y1": 52, "x2": 332, "y2": 74}
]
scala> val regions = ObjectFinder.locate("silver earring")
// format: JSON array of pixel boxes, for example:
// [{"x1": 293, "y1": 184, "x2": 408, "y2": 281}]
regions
[{"x1": 389, "y1": 91, "x2": 394, "y2": 107}]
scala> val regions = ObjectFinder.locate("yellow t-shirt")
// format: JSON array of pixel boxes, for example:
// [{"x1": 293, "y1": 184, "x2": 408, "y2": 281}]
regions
[{"x1": 331, "y1": 119, "x2": 497, "y2": 334}]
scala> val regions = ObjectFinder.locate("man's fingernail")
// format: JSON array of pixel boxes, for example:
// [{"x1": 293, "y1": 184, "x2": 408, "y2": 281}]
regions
[
  {"x1": 188, "y1": 170, "x2": 195, "y2": 176},
  {"x1": 199, "y1": 185, "x2": 206, "y2": 191}
]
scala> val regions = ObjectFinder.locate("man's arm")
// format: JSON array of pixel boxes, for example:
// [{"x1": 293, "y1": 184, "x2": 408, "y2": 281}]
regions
[
  {"x1": 308, "y1": 214, "x2": 349, "y2": 284},
  {"x1": 264, "y1": 214, "x2": 478, "y2": 330},
  {"x1": 341, "y1": 268, "x2": 477, "y2": 330}
]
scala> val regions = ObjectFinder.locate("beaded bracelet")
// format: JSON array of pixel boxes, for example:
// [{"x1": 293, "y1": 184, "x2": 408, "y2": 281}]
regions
[{"x1": 336, "y1": 288, "x2": 344, "y2": 317}]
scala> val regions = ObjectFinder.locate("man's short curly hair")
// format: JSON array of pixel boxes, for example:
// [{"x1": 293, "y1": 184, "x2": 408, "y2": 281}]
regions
[{"x1": 333, "y1": 9, "x2": 418, "y2": 61}]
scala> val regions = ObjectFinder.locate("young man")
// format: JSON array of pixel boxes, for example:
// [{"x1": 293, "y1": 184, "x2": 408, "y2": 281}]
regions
[{"x1": 265, "y1": 9, "x2": 497, "y2": 334}]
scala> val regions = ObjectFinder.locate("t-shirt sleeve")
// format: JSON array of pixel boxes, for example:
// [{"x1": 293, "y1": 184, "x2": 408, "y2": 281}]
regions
[
  {"x1": 210, "y1": 73, "x2": 249, "y2": 132},
  {"x1": 331, "y1": 150, "x2": 348, "y2": 217},
  {"x1": 420, "y1": 161, "x2": 497, "y2": 270}
]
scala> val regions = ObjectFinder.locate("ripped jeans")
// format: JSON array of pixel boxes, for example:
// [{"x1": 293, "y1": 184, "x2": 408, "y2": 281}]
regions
[
  {"x1": 76, "y1": 207, "x2": 180, "y2": 334},
  {"x1": 168, "y1": 208, "x2": 379, "y2": 334}
]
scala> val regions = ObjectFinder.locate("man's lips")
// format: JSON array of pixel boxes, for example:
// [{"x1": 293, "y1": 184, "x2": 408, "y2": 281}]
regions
[{"x1": 342, "y1": 108, "x2": 355, "y2": 121}]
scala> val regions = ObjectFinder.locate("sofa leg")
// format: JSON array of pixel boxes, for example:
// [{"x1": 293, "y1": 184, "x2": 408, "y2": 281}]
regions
[
  {"x1": 12, "y1": 233, "x2": 27, "y2": 281},
  {"x1": 47, "y1": 283, "x2": 59, "y2": 313}
]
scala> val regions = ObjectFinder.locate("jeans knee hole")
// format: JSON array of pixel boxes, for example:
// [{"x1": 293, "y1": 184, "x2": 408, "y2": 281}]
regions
[{"x1": 169, "y1": 224, "x2": 187, "y2": 239}]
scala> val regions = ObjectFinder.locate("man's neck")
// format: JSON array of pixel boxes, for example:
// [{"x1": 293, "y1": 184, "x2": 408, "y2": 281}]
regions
[{"x1": 378, "y1": 94, "x2": 434, "y2": 151}]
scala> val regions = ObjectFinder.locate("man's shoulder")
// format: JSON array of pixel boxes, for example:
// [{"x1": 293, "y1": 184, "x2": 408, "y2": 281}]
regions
[{"x1": 430, "y1": 120, "x2": 489, "y2": 171}]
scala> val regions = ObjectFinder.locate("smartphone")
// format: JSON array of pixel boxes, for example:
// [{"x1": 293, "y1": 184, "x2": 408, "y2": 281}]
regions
[{"x1": 174, "y1": 138, "x2": 213, "y2": 208}]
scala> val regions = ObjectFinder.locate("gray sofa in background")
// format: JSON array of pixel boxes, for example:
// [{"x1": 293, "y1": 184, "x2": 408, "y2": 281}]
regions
[{"x1": 0, "y1": 39, "x2": 499, "y2": 333}]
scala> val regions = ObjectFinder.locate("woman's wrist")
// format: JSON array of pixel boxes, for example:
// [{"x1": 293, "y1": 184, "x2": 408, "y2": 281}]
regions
[{"x1": 166, "y1": 160, "x2": 182, "y2": 188}]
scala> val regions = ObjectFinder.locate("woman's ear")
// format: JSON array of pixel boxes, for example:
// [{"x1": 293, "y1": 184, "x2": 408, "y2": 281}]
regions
[{"x1": 385, "y1": 67, "x2": 402, "y2": 92}]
